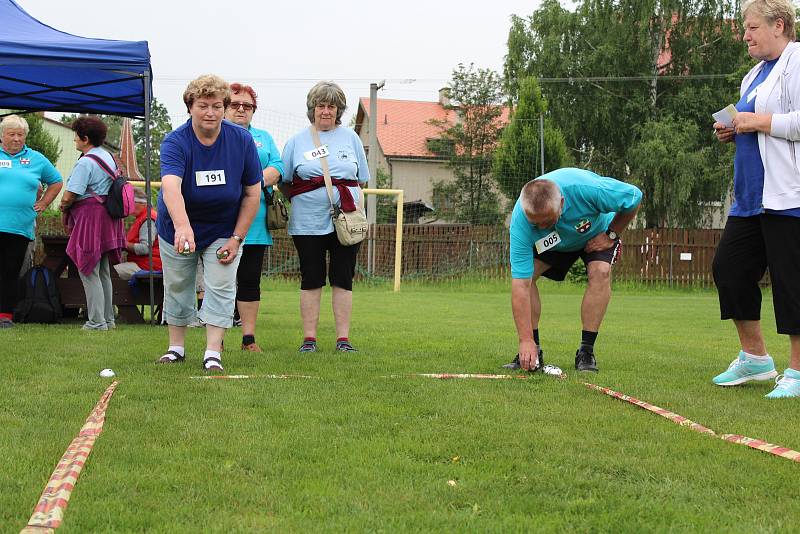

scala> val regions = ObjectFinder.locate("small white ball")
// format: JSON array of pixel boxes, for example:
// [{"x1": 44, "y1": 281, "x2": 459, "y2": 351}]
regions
[{"x1": 99, "y1": 368, "x2": 115, "y2": 378}]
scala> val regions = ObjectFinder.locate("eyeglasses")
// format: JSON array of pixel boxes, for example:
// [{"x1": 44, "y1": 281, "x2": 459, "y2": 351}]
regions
[{"x1": 230, "y1": 102, "x2": 256, "y2": 111}]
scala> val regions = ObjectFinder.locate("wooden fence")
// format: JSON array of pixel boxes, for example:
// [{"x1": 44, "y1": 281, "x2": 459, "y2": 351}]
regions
[{"x1": 34, "y1": 217, "x2": 744, "y2": 287}]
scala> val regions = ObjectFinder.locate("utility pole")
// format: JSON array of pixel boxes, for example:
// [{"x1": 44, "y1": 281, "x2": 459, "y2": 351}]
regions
[{"x1": 367, "y1": 80, "x2": 385, "y2": 275}]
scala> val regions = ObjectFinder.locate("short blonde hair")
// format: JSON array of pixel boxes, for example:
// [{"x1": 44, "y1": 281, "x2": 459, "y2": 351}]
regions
[
  {"x1": 0, "y1": 114, "x2": 30, "y2": 136},
  {"x1": 742, "y1": 0, "x2": 796, "y2": 41},
  {"x1": 520, "y1": 179, "x2": 562, "y2": 220},
  {"x1": 182, "y1": 74, "x2": 231, "y2": 112},
  {"x1": 306, "y1": 81, "x2": 347, "y2": 124}
]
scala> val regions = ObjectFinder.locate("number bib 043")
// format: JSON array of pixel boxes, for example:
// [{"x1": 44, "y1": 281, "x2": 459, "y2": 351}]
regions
[
  {"x1": 535, "y1": 231, "x2": 561, "y2": 254},
  {"x1": 304, "y1": 145, "x2": 329, "y2": 160},
  {"x1": 195, "y1": 169, "x2": 226, "y2": 186}
]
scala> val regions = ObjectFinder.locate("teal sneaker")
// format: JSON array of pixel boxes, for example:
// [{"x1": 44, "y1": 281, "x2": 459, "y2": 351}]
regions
[
  {"x1": 765, "y1": 368, "x2": 800, "y2": 399},
  {"x1": 712, "y1": 351, "x2": 777, "y2": 386}
]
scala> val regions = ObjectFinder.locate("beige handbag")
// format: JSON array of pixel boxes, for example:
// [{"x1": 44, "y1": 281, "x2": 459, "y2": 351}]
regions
[{"x1": 310, "y1": 126, "x2": 368, "y2": 246}]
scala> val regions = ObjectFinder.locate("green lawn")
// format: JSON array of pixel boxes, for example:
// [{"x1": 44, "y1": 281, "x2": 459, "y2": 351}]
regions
[{"x1": 3, "y1": 280, "x2": 799, "y2": 532}]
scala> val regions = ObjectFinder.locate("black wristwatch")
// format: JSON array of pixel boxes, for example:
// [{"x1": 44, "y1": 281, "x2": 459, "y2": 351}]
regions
[{"x1": 606, "y1": 229, "x2": 619, "y2": 240}]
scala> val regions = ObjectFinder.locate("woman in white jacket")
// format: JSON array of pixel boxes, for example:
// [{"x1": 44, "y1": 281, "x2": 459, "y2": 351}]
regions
[{"x1": 711, "y1": 0, "x2": 800, "y2": 398}]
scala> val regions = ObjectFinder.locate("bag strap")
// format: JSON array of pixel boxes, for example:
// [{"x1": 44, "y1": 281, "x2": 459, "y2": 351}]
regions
[
  {"x1": 309, "y1": 126, "x2": 336, "y2": 214},
  {"x1": 81, "y1": 153, "x2": 119, "y2": 202},
  {"x1": 83, "y1": 153, "x2": 119, "y2": 181}
]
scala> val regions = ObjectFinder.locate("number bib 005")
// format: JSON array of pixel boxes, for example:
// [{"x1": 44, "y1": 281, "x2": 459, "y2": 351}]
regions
[
  {"x1": 535, "y1": 231, "x2": 561, "y2": 254},
  {"x1": 195, "y1": 169, "x2": 226, "y2": 186}
]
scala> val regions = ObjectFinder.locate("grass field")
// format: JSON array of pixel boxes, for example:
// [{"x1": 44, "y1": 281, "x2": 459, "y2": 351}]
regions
[{"x1": 3, "y1": 280, "x2": 799, "y2": 532}]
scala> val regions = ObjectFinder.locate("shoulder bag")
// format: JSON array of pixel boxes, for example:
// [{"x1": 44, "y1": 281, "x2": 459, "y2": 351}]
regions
[{"x1": 310, "y1": 126, "x2": 368, "y2": 246}]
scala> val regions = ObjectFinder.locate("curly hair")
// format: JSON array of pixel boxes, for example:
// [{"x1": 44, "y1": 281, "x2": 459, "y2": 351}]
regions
[
  {"x1": 0, "y1": 114, "x2": 29, "y2": 136},
  {"x1": 71, "y1": 116, "x2": 108, "y2": 147},
  {"x1": 305, "y1": 81, "x2": 347, "y2": 124},
  {"x1": 742, "y1": 0, "x2": 796, "y2": 40},
  {"x1": 182, "y1": 74, "x2": 231, "y2": 112}
]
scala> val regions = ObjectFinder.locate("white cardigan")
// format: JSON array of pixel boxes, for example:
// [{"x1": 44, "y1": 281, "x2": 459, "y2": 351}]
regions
[{"x1": 741, "y1": 41, "x2": 800, "y2": 210}]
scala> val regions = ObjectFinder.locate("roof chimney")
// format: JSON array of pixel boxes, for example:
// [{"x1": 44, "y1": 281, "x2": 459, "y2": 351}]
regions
[{"x1": 438, "y1": 87, "x2": 451, "y2": 108}]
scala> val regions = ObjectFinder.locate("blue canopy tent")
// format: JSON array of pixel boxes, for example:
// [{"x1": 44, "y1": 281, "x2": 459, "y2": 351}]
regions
[
  {"x1": 0, "y1": 0, "x2": 158, "y2": 322},
  {"x1": 0, "y1": 0, "x2": 152, "y2": 117}
]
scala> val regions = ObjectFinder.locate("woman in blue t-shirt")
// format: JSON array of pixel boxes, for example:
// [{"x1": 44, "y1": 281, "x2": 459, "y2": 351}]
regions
[
  {"x1": 155, "y1": 74, "x2": 262, "y2": 373},
  {"x1": 225, "y1": 82, "x2": 284, "y2": 354},
  {"x1": 60, "y1": 116, "x2": 125, "y2": 331},
  {"x1": 711, "y1": 0, "x2": 800, "y2": 398},
  {"x1": 0, "y1": 114, "x2": 62, "y2": 327},
  {"x1": 280, "y1": 81, "x2": 370, "y2": 354}
]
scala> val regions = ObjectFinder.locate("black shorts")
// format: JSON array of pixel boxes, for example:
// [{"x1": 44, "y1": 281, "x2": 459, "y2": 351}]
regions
[
  {"x1": 292, "y1": 233, "x2": 361, "y2": 291},
  {"x1": 712, "y1": 214, "x2": 800, "y2": 335},
  {"x1": 536, "y1": 240, "x2": 622, "y2": 281}
]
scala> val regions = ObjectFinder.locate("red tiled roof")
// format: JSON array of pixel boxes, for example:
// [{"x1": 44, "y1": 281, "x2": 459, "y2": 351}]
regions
[{"x1": 356, "y1": 98, "x2": 510, "y2": 159}]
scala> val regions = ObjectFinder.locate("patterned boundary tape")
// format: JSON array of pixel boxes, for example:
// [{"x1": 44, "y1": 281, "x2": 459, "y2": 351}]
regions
[
  {"x1": 21, "y1": 381, "x2": 119, "y2": 533},
  {"x1": 417, "y1": 373, "x2": 531, "y2": 380},
  {"x1": 584, "y1": 382, "x2": 800, "y2": 464},
  {"x1": 188, "y1": 374, "x2": 316, "y2": 380}
]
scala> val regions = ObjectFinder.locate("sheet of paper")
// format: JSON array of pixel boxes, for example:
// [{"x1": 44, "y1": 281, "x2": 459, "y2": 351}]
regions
[{"x1": 712, "y1": 104, "x2": 737, "y2": 128}]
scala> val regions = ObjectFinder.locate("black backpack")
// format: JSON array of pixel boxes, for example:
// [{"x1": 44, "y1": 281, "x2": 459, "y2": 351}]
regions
[
  {"x1": 83, "y1": 153, "x2": 136, "y2": 219},
  {"x1": 13, "y1": 266, "x2": 62, "y2": 324}
]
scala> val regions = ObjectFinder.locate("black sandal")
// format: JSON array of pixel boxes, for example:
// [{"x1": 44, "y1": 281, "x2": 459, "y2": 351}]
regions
[
  {"x1": 202, "y1": 357, "x2": 224, "y2": 372},
  {"x1": 157, "y1": 350, "x2": 185, "y2": 364}
]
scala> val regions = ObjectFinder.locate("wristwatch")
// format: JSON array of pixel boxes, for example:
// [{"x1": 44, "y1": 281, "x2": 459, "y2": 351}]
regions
[
  {"x1": 232, "y1": 234, "x2": 243, "y2": 242},
  {"x1": 606, "y1": 229, "x2": 619, "y2": 240}
]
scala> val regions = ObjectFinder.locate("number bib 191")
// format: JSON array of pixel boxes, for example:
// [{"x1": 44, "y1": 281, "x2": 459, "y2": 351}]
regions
[
  {"x1": 195, "y1": 169, "x2": 226, "y2": 186},
  {"x1": 535, "y1": 231, "x2": 561, "y2": 254}
]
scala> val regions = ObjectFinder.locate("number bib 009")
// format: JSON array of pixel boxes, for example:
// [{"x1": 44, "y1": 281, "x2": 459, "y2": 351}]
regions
[
  {"x1": 195, "y1": 169, "x2": 226, "y2": 186},
  {"x1": 535, "y1": 231, "x2": 561, "y2": 254}
]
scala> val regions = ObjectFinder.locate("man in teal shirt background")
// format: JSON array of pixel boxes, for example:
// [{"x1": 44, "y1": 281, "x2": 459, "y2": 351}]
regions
[{"x1": 506, "y1": 168, "x2": 642, "y2": 373}]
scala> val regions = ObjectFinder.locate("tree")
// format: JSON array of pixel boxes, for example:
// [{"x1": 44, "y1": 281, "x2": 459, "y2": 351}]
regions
[
  {"x1": 60, "y1": 98, "x2": 173, "y2": 178},
  {"x1": 375, "y1": 168, "x2": 396, "y2": 224},
  {"x1": 428, "y1": 63, "x2": 505, "y2": 224},
  {"x1": 493, "y1": 77, "x2": 571, "y2": 202},
  {"x1": 22, "y1": 113, "x2": 60, "y2": 164},
  {"x1": 504, "y1": 0, "x2": 747, "y2": 227},
  {"x1": 132, "y1": 99, "x2": 172, "y2": 180},
  {"x1": 628, "y1": 115, "x2": 731, "y2": 227}
]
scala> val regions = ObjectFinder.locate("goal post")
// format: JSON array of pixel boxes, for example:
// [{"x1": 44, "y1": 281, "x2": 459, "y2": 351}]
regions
[{"x1": 362, "y1": 188, "x2": 404, "y2": 291}]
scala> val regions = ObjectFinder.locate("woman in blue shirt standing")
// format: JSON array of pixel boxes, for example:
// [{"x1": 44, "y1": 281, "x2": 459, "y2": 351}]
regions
[
  {"x1": 0, "y1": 115, "x2": 62, "y2": 328},
  {"x1": 224, "y1": 82, "x2": 284, "y2": 353},
  {"x1": 280, "y1": 81, "x2": 370, "y2": 354},
  {"x1": 60, "y1": 116, "x2": 125, "y2": 331},
  {"x1": 711, "y1": 0, "x2": 800, "y2": 398}
]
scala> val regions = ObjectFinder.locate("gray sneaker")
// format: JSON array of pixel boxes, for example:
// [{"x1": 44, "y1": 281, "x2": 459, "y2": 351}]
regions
[{"x1": 299, "y1": 340, "x2": 317, "y2": 353}]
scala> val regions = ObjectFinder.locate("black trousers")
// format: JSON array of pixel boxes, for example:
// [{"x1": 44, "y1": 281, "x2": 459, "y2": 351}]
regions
[
  {"x1": 0, "y1": 232, "x2": 32, "y2": 314},
  {"x1": 292, "y1": 233, "x2": 360, "y2": 291},
  {"x1": 712, "y1": 215, "x2": 800, "y2": 335},
  {"x1": 236, "y1": 244, "x2": 267, "y2": 302}
]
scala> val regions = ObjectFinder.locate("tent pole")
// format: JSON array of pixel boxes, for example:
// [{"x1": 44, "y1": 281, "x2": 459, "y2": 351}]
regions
[{"x1": 143, "y1": 69, "x2": 155, "y2": 326}]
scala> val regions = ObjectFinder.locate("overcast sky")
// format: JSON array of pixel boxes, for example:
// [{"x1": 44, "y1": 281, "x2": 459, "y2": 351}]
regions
[{"x1": 17, "y1": 0, "x2": 541, "y2": 147}]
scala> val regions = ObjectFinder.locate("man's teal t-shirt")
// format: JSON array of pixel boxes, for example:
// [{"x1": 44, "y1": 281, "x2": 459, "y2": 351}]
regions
[{"x1": 509, "y1": 168, "x2": 642, "y2": 279}]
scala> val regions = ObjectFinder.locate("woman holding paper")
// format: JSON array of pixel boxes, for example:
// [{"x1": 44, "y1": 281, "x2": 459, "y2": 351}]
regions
[
  {"x1": 280, "y1": 81, "x2": 370, "y2": 354},
  {"x1": 711, "y1": 0, "x2": 800, "y2": 398}
]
